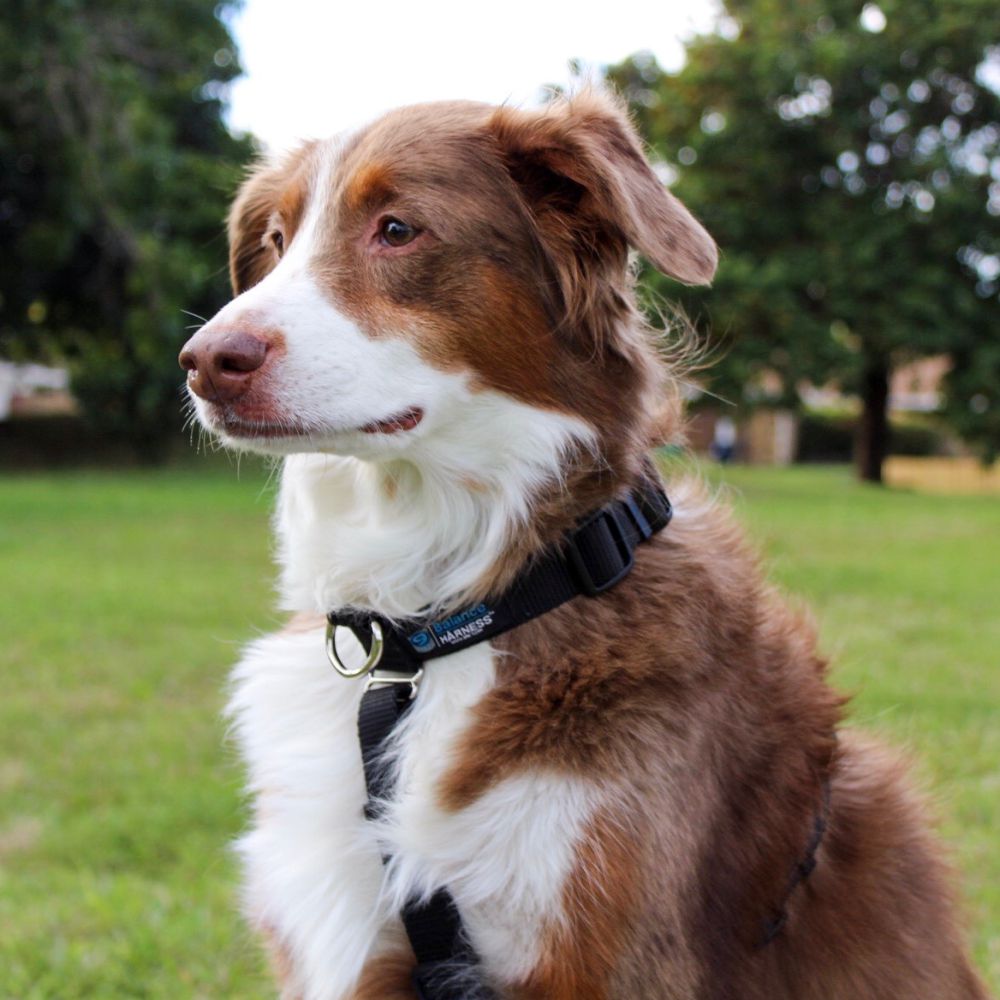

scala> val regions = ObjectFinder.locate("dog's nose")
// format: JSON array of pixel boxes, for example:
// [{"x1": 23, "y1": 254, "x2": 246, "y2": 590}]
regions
[{"x1": 179, "y1": 329, "x2": 269, "y2": 403}]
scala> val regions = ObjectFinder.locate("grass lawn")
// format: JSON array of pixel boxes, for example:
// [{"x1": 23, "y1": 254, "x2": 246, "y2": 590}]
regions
[{"x1": 0, "y1": 460, "x2": 997, "y2": 996}]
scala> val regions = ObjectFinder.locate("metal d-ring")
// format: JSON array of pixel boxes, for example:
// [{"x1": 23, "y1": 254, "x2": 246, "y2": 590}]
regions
[{"x1": 326, "y1": 619, "x2": 384, "y2": 678}]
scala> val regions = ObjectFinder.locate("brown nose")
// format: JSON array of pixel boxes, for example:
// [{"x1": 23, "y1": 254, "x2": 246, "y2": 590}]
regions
[{"x1": 178, "y1": 329, "x2": 269, "y2": 403}]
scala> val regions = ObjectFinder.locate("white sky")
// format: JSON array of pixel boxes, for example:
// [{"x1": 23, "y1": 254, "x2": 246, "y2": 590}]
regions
[{"x1": 226, "y1": 0, "x2": 720, "y2": 152}]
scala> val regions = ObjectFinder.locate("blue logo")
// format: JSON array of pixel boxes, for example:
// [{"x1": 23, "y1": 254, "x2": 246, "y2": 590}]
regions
[{"x1": 408, "y1": 629, "x2": 434, "y2": 652}]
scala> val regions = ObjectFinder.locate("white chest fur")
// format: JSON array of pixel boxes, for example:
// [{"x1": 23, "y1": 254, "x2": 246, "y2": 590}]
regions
[
  {"x1": 227, "y1": 428, "x2": 602, "y2": 998},
  {"x1": 228, "y1": 624, "x2": 599, "y2": 1000}
]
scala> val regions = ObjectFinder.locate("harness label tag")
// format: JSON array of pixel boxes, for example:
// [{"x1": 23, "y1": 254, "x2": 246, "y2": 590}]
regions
[{"x1": 408, "y1": 603, "x2": 496, "y2": 653}]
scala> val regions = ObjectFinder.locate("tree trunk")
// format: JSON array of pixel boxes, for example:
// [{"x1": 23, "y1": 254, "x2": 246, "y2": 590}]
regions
[{"x1": 855, "y1": 357, "x2": 890, "y2": 484}]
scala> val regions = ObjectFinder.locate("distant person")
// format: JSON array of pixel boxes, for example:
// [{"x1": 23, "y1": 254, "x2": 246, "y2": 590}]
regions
[{"x1": 712, "y1": 415, "x2": 737, "y2": 463}]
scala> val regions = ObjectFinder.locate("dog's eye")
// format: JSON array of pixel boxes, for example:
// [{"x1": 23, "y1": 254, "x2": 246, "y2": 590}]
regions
[
  {"x1": 379, "y1": 218, "x2": 419, "y2": 248},
  {"x1": 268, "y1": 230, "x2": 285, "y2": 256}
]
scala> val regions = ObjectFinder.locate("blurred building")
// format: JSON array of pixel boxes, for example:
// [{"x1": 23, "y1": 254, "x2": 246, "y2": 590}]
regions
[
  {"x1": 688, "y1": 355, "x2": 951, "y2": 464},
  {"x1": 0, "y1": 362, "x2": 76, "y2": 420}
]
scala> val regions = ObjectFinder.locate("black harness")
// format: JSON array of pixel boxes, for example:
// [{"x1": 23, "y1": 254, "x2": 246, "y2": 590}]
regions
[
  {"x1": 325, "y1": 475, "x2": 829, "y2": 997},
  {"x1": 326, "y1": 476, "x2": 671, "y2": 998}
]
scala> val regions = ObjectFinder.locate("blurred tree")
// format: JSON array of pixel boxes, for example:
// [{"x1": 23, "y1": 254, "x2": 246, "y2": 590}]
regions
[
  {"x1": 0, "y1": 0, "x2": 253, "y2": 459},
  {"x1": 608, "y1": 0, "x2": 1000, "y2": 480}
]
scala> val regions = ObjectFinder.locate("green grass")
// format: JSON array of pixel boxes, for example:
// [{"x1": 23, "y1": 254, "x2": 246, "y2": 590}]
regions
[
  {"x1": 0, "y1": 462, "x2": 997, "y2": 996},
  {"x1": 0, "y1": 461, "x2": 279, "y2": 999}
]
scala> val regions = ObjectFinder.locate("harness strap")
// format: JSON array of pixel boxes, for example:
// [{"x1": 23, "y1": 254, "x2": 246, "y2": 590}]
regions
[
  {"x1": 358, "y1": 684, "x2": 472, "y2": 997},
  {"x1": 758, "y1": 777, "x2": 833, "y2": 947}
]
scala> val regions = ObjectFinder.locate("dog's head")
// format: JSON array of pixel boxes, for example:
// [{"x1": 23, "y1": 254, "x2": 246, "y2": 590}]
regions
[{"x1": 180, "y1": 91, "x2": 716, "y2": 463}]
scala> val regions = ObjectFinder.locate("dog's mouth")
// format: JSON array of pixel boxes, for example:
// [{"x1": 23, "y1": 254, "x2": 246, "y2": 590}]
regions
[
  {"x1": 359, "y1": 407, "x2": 424, "y2": 435},
  {"x1": 213, "y1": 406, "x2": 425, "y2": 440}
]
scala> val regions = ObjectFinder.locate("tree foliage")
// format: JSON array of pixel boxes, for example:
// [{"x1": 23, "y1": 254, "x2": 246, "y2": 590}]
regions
[
  {"x1": 608, "y1": 0, "x2": 1000, "y2": 478},
  {"x1": 0, "y1": 0, "x2": 253, "y2": 458}
]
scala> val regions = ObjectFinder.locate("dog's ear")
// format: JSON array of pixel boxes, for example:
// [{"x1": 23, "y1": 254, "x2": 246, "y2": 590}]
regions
[
  {"x1": 227, "y1": 143, "x2": 317, "y2": 296},
  {"x1": 228, "y1": 160, "x2": 285, "y2": 295},
  {"x1": 488, "y1": 90, "x2": 717, "y2": 287}
]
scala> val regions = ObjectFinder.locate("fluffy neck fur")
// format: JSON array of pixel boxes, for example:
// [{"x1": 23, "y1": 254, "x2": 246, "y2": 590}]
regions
[{"x1": 275, "y1": 390, "x2": 600, "y2": 620}]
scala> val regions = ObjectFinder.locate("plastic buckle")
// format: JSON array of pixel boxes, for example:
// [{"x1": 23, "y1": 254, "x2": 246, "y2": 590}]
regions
[
  {"x1": 628, "y1": 484, "x2": 673, "y2": 538},
  {"x1": 565, "y1": 505, "x2": 634, "y2": 596},
  {"x1": 623, "y1": 494, "x2": 653, "y2": 540}
]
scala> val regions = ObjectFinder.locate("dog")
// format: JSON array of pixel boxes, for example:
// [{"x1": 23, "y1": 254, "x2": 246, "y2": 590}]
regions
[{"x1": 180, "y1": 91, "x2": 989, "y2": 1000}]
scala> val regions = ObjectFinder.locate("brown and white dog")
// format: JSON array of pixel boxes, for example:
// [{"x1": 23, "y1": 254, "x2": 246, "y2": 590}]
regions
[{"x1": 180, "y1": 92, "x2": 988, "y2": 999}]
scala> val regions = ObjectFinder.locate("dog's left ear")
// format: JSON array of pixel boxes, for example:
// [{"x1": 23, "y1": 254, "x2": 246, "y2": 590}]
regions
[{"x1": 489, "y1": 90, "x2": 717, "y2": 286}]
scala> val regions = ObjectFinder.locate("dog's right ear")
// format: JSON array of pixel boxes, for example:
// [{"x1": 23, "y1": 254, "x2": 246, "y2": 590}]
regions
[
  {"x1": 227, "y1": 144, "x2": 316, "y2": 296},
  {"x1": 228, "y1": 160, "x2": 285, "y2": 295}
]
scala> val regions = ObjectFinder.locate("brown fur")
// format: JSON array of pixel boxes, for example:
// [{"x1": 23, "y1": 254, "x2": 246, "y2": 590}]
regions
[
  {"x1": 517, "y1": 809, "x2": 649, "y2": 1000},
  {"x1": 346, "y1": 931, "x2": 418, "y2": 1000},
  {"x1": 345, "y1": 953, "x2": 417, "y2": 1000},
  {"x1": 223, "y1": 91, "x2": 989, "y2": 998},
  {"x1": 441, "y1": 487, "x2": 987, "y2": 998}
]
